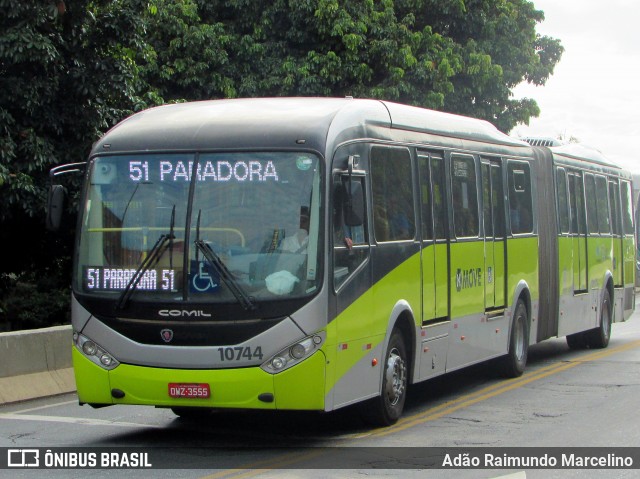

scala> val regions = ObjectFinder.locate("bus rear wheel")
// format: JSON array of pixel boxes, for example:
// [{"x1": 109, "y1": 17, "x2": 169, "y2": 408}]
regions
[
  {"x1": 498, "y1": 299, "x2": 529, "y2": 378},
  {"x1": 361, "y1": 329, "x2": 408, "y2": 427},
  {"x1": 586, "y1": 289, "x2": 612, "y2": 349},
  {"x1": 566, "y1": 332, "x2": 588, "y2": 349}
]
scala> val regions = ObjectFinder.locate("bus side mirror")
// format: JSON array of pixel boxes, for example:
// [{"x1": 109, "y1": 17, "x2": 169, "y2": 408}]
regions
[
  {"x1": 46, "y1": 161, "x2": 86, "y2": 232},
  {"x1": 46, "y1": 184, "x2": 66, "y2": 232},
  {"x1": 344, "y1": 180, "x2": 364, "y2": 227}
]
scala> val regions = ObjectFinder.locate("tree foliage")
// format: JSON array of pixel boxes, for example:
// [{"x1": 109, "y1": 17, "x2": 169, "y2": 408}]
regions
[
  {"x1": 141, "y1": 0, "x2": 563, "y2": 131},
  {"x1": 0, "y1": 0, "x2": 154, "y2": 329},
  {"x1": 0, "y1": 0, "x2": 562, "y2": 330}
]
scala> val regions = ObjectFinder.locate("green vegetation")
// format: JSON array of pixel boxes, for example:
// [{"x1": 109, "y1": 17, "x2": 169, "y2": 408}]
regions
[{"x1": 0, "y1": 0, "x2": 562, "y2": 330}]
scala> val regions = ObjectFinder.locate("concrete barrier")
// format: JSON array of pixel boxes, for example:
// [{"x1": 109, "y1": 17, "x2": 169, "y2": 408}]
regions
[{"x1": 0, "y1": 325, "x2": 75, "y2": 404}]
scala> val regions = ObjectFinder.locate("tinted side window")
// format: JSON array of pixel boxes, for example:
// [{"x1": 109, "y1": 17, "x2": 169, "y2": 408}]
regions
[
  {"x1": 556, "y1": 168, "x2": 570, "y2": 234},
  {"x1": 621, "y1": 180, "x2": 634, "y2": 235},
  {"x1": 609, "y1": 181, "x2": 621, "y2": 236},
  {"x1": 595, "y1": 175, "x2": 610, "y2": 234},
  {"x1": 333, "y1": 174, "x2": 368, "y2": 289},
  {"x1": 371, "y1": 147, "x2": 415, "y2": 242},
  {"x1": 418, "y1": 156, "x2": 433, "y2": 241},
  {"x1": 432, "y1": 157, "x2": 447, "y2": 240},
  {"x1": 569, "y1": 173, "x2": 586, "y2": 236},
  {"x1": 584, "y1": 174, "x2": 599, "y2": 234},
  {"x1": 451, "y1": 155, "x2": 479, "y2": 238},
  {"x1": 508, "y1": 162, "x2": 533, "y2": 234},
  {"x1": 491, "y1": 164, "x2": 505, "y2": 238}
]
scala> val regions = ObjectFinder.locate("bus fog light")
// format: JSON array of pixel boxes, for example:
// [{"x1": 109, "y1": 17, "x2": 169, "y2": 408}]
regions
[
  {"x1": 271, "y1": 357, "x2": 287, "y2": 370},
  {"x1": 290, "y1": 343, "x2": 306, "y2": 359},
  {"x1": 82, "y1": 341, "x2": 97, "y2": 356},
  {"x1": 100, "y1": 354, "x2": 113, "y2": 366},
  {"x1": 74, "y1": 332, "x2": 120, "y2": 371},
  {"x1": 261, "y1": 332, "x2": 326, "y2": 374}
]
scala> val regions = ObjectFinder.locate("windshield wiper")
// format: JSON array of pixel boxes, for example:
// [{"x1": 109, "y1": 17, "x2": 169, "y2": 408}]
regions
[
  {"x1": 194, "y1": 239, "x2": 255, "y2": 311},
  {"x1": 116, "y1": 233, "x2": 174, "y2": 310}
]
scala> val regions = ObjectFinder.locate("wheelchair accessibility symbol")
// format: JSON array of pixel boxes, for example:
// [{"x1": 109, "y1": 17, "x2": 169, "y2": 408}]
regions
[{"x1": 191, "y1": 261, "x2": 220, "y2": 293}]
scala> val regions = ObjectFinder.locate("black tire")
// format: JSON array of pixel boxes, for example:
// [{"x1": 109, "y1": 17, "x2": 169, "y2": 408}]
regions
[
  {"x1": 498, "y1": 299, "x2": 529, "y2": 378},
  {"x1": 360, "y1": 329, "x2": 408, "y2": 427},
  {"x1": 586, "y1": 289, "x2": 612, "y2": 349},
  {"x1": 566, "y1": 331, "x2": 588, "y2": 349}
]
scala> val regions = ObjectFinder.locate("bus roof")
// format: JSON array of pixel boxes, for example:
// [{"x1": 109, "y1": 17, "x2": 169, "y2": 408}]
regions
[
  {"x1": 91, "y1": 98, "x2": 530, "y2": 156},
  {"x1": 550, "y1": 143, "x2": 623, "y2": 171}
]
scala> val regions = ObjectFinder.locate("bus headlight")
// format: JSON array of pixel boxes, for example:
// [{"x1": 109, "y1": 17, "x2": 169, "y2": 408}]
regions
[
  {"x1": 261, "y1": 332, "x2": 325, "y2": 374},
  {"x1": 74, "y1": 331, "x2": 120, "y2": 371}
]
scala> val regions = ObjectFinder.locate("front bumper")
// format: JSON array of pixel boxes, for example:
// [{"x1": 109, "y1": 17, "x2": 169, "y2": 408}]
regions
[{"x1": 73, "y1": 346, "x2": 327, "y2": 411}]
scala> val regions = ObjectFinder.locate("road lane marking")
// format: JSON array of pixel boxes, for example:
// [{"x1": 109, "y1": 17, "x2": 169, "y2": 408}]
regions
[
  {"x1": 359, "y1": 339, "x2": 640, "y2": 439},
  {"x1": 194, "y1": 339, "x2": 640, "y2": 478},
  {"x1": 6, "y1": 399, "x2": 78, "y2": 415},
  {"x1": 0, "y1": 413, "x2": 163, "y2": 429}
]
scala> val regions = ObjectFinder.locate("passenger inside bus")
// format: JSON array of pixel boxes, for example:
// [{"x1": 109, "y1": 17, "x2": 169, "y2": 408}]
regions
[{"x1": 280, "y1": 206, "x2": 310, "y2": 253}]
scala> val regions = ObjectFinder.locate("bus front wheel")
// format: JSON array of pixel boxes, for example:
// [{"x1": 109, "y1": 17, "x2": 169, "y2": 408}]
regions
[{"x1": 361, "y1": 329, "x2": 408, "y2": 427}]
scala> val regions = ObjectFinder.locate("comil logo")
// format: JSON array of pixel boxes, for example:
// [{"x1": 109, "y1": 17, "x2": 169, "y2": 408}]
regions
[
  {"x1": 158, "y1": 309, "x2": 212, "y2": 318},
  {"x1": 8, "y1": 449, "x2": 39, "y2": 467}
]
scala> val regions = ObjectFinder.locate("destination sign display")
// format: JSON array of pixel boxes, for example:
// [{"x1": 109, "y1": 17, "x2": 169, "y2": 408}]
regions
[
  {"x1": 128, "y1": 159, "x2": 280, "y2": 183},
  {"x1": 84, "y1": 267, "x2": 177, "y2": 292}
]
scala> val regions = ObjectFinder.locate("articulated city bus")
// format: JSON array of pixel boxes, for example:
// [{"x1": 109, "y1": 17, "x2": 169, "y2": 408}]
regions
[{"x1": 48, "y1": 98, "x2": 635, "y2": 425}]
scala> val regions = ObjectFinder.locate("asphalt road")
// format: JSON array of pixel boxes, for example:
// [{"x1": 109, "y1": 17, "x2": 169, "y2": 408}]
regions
[{"x1": 2, "y1": 309, "x2": 640, "y2": 479}]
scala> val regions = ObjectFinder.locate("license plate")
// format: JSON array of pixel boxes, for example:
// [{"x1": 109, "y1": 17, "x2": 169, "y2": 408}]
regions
[{"x1": 168, "y1": 383, "x2": 210, "y2": 399}]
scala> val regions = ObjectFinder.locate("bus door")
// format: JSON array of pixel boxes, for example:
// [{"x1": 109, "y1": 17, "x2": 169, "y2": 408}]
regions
[
  {"x1": 620, "y1": 180, "x2": 636, "y2": 318},
  {"x1": 608, "y1": 179, "x2": 623, "y2": 287},
  {"x1": 568, "y1": 172, "x2": 588, "y2": 293},
  {"x1": 418, "y1": 152, "x2": 449, "y2": 323},
  {"x1": 481, "y1": 159, "x2": 506, "y2": 310},
  {"x1": 417, "y1": 152, "x2": 449, "y2": 380}
]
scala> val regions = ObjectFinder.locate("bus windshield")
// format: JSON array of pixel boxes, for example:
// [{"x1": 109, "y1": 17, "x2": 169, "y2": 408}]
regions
[{"x1": 75, "y1": 152, "x2": 322, "y2": 306}]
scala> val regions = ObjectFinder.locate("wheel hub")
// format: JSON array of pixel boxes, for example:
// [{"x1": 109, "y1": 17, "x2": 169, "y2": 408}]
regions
[{"x1": 384, "y1": 349, "x2": 406, "y2": 406}]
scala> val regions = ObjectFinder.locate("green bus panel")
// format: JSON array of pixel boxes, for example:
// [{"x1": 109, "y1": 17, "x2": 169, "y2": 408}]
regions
[
  {"x1": 623, "y1": 235, "x2": 635, "y2": 287},
  {"x1": 557, "y1": 236, "x2": 574, "y2": 296},
  {"x1": 586, "y1": 236, "x2": 613, "y2": 290},
  {"x1": 75, "y1": 344, "x2": 328, "y2": 411},
  {"x1": 422, "y1": 243, "x2": 449, "y2": 322},
  {"x1": 449, "y1": 241, "x2": 485, "y2": 318},
  {"x1": 506, "y1": 237, "x2": 539, "y2": 308},
  {"x1": 73, "y1": 347, "x2": 113, "y2": 405},
  {"x1": 328, "y1": 251, "x2": 422, "y2": 407},
  {"x1": 489, "y1": 239, "x2": 506, "y2": 308},
  {"x1": 613, "y1": 236, "x2": 623, "y2": 287},
  {"x1": 572, "y1": 234, "x2": 588, "y2": 291}
]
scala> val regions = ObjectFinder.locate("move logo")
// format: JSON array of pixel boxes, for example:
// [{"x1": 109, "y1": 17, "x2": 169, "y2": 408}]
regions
[{"x1": 455, "y1": 267, "x2": 483, "y2": 292}]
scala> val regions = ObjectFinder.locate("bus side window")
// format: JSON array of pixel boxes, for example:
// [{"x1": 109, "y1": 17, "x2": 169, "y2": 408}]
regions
[
  {"x1": 333, "y1": 175, "x2": 368, "y2": 289},
  {"x1": 609, "y1": 181, "x2": 621, "y2": 236},
  {"x1": 418, "y1": 156, "x2": 433, "y2": 241},
  {"x1": 556, "y1": 167, "x2": 570, "y2": 234},
  {"x1": 370, "y1": 146, "x2": 415, "y2": 242},
  {"x1": 451, "y1": 155, "x2": 479, "y2": 238},
  {"x1": 621, "y1": 180, "x2": 634, "y2": 235},
  {"x1": 432, "y1": 157, "x2": 447, "y2": 239},
  {"x1": 508, "y1": 162, "x2": 533, "y2": 234},
  {"x1": 595, "y1": 175, "x2": 610, "y2": 234},
  {"x1": 584, "y1": 173, "x2": 599, "y2": 235}
]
